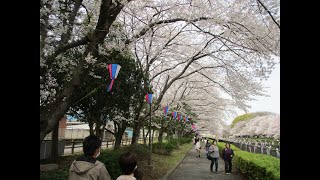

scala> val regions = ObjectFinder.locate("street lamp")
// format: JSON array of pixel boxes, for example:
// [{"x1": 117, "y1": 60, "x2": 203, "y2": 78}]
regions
[{"x1": 146, "y1": 93, "x2": 153, "y2": 165}]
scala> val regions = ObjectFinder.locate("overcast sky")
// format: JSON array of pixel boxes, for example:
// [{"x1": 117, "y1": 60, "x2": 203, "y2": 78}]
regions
[
  {"x1": 247, "y1": 63, "x2": 280, "y2": 114},
  {"x1": 225, "y1": 60, "x2": 280, "y2": 125}
]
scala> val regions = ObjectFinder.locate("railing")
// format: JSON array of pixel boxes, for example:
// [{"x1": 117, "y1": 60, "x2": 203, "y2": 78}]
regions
[
  {"x1": 219, "y1": 140, "x2": 280, "y2": 158},
  {"x1": 63, "y1": 137, "x2": 163, "y2": 155},
  {"x1": 41, "y1": 134, "x2": 170, "y2": 159}
]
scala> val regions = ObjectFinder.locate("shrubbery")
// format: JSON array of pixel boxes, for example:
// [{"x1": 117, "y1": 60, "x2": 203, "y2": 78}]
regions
[
  {"x1": 40, "y1": 168, "x2": 69, "y2": 179},
  {"x1": 40, "y1": 137, "x2": 192, "y2": 179},
  {"x1": 124, "y1": 144, "x2": 150, "y2": 158},
  {"x1": 99, "y1": 144, "x2": 150, "y2": 179},
  {"x1": 168, "y1": 139, "x2": 179, "y2": 149},
  {"x1": 99, "y1": 149, "x2": 124, "y2": 180},
  {"x1": 179, "y1": 137, "x2": 192, "y2": 144},
  {"x1": 153, "y1": 142, "x2": 175, "y2": 155},
  {"x1": 218, "y1": 142, "x2": 280, "y2": 180},
  {"x1": 152, "y1": 137, "x2": 192, "y2": 155}
]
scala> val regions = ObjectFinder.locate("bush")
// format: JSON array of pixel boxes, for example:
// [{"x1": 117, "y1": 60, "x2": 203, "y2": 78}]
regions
[
  {"x1": 153, "y1": 142, "x2": 165, "y2": 154},
  {"x1": 218, "y1": 142, "x2": 280, "y2": 180},
  {"x1": 99, "y1": 149, "x2": 124, "y2": 180},
  {"x1": 168, "y1": 139, "x2": 179, "y2": 149},
  {"x1": 179, "y1": 137, "x2": 192, "y2": 144},
  {"x1": 124, "y1": 144, "x2": 150, "y2": 158},
  {"x1": 153, "y1": 142, "x2": 175, "y2": 155},
  {"x1": 99, "y1": 144, "x2": 150, "y2": 180},
  {"x1": 40, "y1": 168, "x2": 69, "y2": 180}
]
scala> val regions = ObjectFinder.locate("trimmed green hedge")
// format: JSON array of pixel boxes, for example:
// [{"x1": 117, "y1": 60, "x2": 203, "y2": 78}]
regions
[{"x1": 218, "y1": 142, "x2": 280, "y2": 180}]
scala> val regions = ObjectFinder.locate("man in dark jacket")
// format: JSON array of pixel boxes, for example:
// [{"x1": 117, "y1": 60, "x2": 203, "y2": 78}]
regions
[
  {"x1": 68, "y1": 135, "x2": 111, "y2": 180},
  {"x1": 222, "y1": 143, "x2": 234, "y2": 175}
]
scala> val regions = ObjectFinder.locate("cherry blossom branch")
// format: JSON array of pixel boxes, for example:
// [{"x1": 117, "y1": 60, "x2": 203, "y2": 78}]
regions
[
  {"x1": 196, "y1": 71, "x2": 233, "y2": 97},
  {"x1": 256, "y1": 0, "x2": 280, "y2": 29},
  {"x1": 61, "y1": 0, "x2": 83, "y2": 44},
  {"x1": 125, "y1": 17, "x2": 213, "y2": 44}
]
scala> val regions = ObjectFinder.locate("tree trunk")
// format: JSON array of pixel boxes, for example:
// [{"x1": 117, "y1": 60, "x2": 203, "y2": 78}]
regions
[
  {"x1": 114, "y1": 133, "x2": 122, "y2": 149},
  {"x1": 89, "y1": 122, "x2": 94, "y2": 135},
  {"x1": 114, "y1": 122, "x2": 127, "y2": 149},
  {"x1": 95, "y1": 122, "x2": 102, "y2": 137},
  {"x1": 151, "y1": 129, "x2": 155, "y2": 144},
  {"x1": 101, "y1": 123, "x2": 106, "y2": 140},
  {"x1": 40, "y1": 130, "x2": 50, "y2": 150},
  {"x1": 131, "y1": 122, "x2": 141, "y2": 145},
  {"x1": 178, "y1": 126, "x2": 182, "y2": 139},
  {"x1": 40, "y1": 1, "x2": 127, "y2": 148},
  {"x1": 50, "y1": 122, "x2": 59, "y2": 162},
  {"x1": 158, "y1": 129, "x2": 164, "y2": 143},
  {"x1": 143, "y1": 127, "x2": 147, "y2": 145}
]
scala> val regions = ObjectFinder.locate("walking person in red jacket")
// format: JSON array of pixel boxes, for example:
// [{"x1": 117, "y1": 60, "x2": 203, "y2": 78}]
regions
[{"x1": 222, "y1": 143, "x2": 234, "y2": 175}]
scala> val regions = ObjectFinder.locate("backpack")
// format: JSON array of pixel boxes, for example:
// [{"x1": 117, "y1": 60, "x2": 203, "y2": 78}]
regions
[{"x1": 207, "y1": 152, "x2": 212, "y2": 160}]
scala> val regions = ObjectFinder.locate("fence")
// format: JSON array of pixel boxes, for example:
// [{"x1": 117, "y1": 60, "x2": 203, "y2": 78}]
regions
[
  {"x1": 63, "y1": 137, "x2": 164, "y2": 155},
  {"x1": 40, "y1": 140, "x2": 66, "y2": 159},
  {"x1": 221, "y1": 140, "x2": 280, "y2": 158},
  {"x1": 40, "y1": 133, "x2": 168, "y2": 160}
]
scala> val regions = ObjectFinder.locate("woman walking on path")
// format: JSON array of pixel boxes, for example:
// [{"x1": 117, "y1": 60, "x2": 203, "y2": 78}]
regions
[
  {"x1": 222, "y1": 143, "x2": 234, "y2": 175},
  {"x1": 195, "y1": 138, "x2": 201, "y2": 157},
  {"x1": 204, "y1": 140, "x2": 211, "y2": 157},
  {"x1": 208, "y1": 140, "x2": 219, "y2": 173}
]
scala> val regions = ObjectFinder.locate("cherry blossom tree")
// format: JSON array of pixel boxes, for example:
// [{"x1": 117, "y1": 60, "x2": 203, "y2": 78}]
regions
[
  {"x1": 114, "y1": 0, "x2": 280, "y2": 142},
  {"x1": 229, "y1": 113, "x2": 280, "y2": 138},
  {"x1": 40, "y1": 0, "x2": 280, "y2": 147},
  {"x1": 40, "y1": 0, "x2": 133, "y2": 145}
]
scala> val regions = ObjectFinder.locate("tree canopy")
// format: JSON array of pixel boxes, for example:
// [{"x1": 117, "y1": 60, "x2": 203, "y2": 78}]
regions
[{"x1": 40, "y1": 0, "x2": 280, "y2": 143}]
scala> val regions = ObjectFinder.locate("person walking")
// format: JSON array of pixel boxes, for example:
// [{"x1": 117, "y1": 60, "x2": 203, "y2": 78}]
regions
[
  {"x1": 208, "y1": 140, "x2": 219, "y2": 174},
  {"x1": 195, "y1": 138, "x2": 201, "y2": 157},
  {"x1": 117, "y1": 152, "x2": 140, "y2": 180},
  {"x1": 204, "y1": 140, "x2": 211, "y2": 157},
  {"x1": 222, "y1": 143, "x2": 234, "y2": 175},
  {"x1": 68, "y1": 135, "x2": 111, "y2": 180}
]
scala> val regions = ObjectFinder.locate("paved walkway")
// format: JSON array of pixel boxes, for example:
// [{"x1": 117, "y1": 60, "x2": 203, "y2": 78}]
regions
[{"x1": 166, "y1": 144, "x2": 247, "y2": 180}]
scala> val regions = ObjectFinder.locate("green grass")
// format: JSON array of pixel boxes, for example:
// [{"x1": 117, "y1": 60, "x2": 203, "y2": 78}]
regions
[
  {"x1": 231, "y1": 112, "x2": 274, "y2": 128},
  {"x1": 151, "y1": 143, "x2": 193, "y2": 179},
  {"x1": 231, "y1": 113, "x2": 254, "y2": 127}
]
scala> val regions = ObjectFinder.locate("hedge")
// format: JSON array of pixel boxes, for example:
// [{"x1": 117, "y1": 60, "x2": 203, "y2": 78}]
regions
[{"x1": 218, "y1": 142, "x2": 280, "y2": 180}]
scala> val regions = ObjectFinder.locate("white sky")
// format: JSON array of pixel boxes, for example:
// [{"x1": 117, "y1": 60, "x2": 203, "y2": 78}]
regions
[
  {"x1": 247, "y1": 63, "x2": 280, "y2": 114},
  {"x1": 225, "y1": 60, "x2": 280, "y2": 125}
]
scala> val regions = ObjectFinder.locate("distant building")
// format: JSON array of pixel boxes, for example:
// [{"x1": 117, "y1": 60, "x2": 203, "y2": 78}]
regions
[{"x1": 44, "y1": 116, "x2": 137, "y2": 141}]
